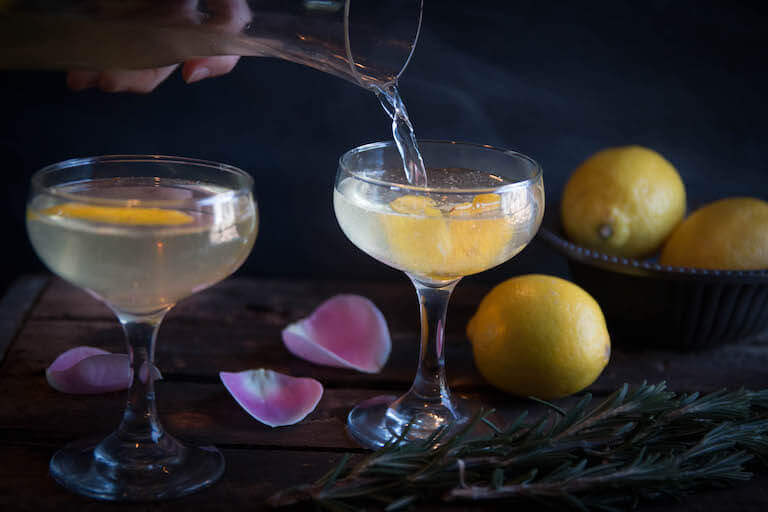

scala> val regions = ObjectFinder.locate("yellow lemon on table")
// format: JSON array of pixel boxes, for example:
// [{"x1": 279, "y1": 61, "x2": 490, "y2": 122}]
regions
[
  {"x1": 561, "y1": 146, "x2": 686, "y2": 258},
  {"x1": 467, "y1": 274, "x2": 610, "y2": 400},
  {"x1": 660, "y1": 197, "x2": 768, "y2": 270}
]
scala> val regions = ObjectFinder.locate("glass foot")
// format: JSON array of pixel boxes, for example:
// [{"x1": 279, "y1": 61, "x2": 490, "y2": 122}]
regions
[
  {"x1": 49, "y1": 434, "x2": 224, "y2": 501},
  {"x1": 347, "y1": 394, "x2": 488, "y2": 449}
]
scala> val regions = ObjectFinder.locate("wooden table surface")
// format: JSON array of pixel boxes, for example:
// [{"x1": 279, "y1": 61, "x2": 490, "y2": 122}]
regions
[{"x1": 1, "y1": 275, "x2": 768, "y2": 511}]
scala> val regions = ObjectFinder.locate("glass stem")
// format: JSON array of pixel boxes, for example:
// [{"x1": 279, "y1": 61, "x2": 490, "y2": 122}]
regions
[
  {"x1": 115, "y1": 308, "x2": 170, "y2": 444},
  {"x1": 403, "y1": 276, "x2": 460, "y2": 409}
]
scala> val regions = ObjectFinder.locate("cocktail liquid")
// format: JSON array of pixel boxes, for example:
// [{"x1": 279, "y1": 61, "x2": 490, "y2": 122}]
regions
[{"x1": 27, "y1": 178, "x2": 257, "y2": 314}]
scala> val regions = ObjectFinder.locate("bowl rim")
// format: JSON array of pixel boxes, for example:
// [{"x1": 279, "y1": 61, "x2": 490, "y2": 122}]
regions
[{"x1": 539, "y1": 205, "x2": 768, "y2": 283}]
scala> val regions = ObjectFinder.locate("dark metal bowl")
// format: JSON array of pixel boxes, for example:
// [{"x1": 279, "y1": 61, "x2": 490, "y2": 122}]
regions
[{"x1": 539, "y1": 205, "x2": 768, "y2": 350}]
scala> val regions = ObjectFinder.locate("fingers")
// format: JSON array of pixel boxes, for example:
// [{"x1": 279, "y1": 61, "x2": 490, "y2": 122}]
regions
[
  {"x1": 182, "y1": 56, "x2": 240, "y2": 83},
  {"x1": 97, "y1": 65, "x2": 180, "y2": 93},
  {"x1": 65, "y1": 55, "x2": 241, "y2": 93},
  {"x1": 66, "y1": 71, "x2": 101, "y2": 91},
  {"x1": 66, "y1": 65, "x2": 180, "y2": 94},
  {"x1": 63, "y1": 2, "x2": 248, "y2": 93}
]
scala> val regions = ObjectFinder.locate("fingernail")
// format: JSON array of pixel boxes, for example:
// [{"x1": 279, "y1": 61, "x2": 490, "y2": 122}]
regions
[{"x1": 186, "y1": 67, "x2": 210, "y2": 83}]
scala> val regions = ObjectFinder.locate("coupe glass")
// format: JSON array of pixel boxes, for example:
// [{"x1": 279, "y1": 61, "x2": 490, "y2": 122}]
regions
[
  {"x1": 333, "y1": 141, "x2": 544, "y2": 448},
  {"x1": 26, "y1": 155, "x2": 258, "y2": 500}
]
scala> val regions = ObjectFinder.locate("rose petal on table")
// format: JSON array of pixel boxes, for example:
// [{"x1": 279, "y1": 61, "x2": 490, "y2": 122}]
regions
[
  {"x1": 46, "y1": 352, "x2": 132, "y2": 394},
  {"x1": 46, "y1": 346, "x2": 110, "y2": 373},
  {"x1": 281, "y1": 294, "x2": 391, "y2": 373},
  {"x1": 45, "y1": 346, "x2": 163, "y2": 393},
  {"x1": 219, "y1": 369, "x2": 323, "y2": 427}
]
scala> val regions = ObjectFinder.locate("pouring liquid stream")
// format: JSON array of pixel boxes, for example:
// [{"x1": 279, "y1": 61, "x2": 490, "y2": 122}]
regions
[{"x1": 376, "y1": 85, "x2": 429, "y2": 187}]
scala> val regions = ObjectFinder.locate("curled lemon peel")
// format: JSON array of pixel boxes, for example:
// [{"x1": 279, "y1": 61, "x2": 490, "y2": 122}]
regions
[{"x1": 38, "y1": 202, "x2": 195, "y2": 226}]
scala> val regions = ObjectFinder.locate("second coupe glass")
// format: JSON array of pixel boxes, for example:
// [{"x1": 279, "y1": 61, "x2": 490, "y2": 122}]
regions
[{"x1": 334, "y1": 141, "x2": 544, "y2": 448}]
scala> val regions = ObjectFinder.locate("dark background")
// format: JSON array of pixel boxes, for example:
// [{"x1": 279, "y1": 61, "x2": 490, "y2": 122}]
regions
[{"x1": 2, "y1": 0, "x2": 766, "y2": 295}]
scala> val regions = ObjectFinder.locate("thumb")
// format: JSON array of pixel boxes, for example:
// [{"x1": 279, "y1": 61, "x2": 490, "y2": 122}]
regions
[{"x1": 182, "y1": 56, "x2": 241, "y2": 83}]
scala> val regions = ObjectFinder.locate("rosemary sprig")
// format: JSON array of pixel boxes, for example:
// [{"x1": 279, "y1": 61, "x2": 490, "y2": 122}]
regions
[{"x1": 269, "y1": 382, "x2": 768, "y2": 511}]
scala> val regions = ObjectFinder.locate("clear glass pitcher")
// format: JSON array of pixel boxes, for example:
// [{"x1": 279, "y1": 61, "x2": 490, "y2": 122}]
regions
[{"x1": 0, "y1": 0, "x2": 423, "y2": 89}]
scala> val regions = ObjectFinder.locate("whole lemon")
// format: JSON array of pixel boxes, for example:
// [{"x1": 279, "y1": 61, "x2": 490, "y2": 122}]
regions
[
  {"x1": 467, "y1": 275, "x2": 610, "y2": 400},
  {"x1": 561, "y1": 146, "x2": 686, "y2": 258},
  {"x1": 660, "y1": 197, "x2": 768, "y2": 270}
]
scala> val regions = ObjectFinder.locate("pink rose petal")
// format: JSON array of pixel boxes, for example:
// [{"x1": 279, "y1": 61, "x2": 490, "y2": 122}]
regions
[
  {"x1": 281, "y1": 295, "x2": 391, "y2": 373},
  {"x1": 220, "y1": 369, "x2": 323, "y2": 427},
  {"x1": 47, "y1": 353, "x2": 131, "y2": 394},
  {"x1": 46, "y1": 346, "x2": 162, "y2": 394},
  {"x1": 47, "y1": 346, "x2": 110, "y2": 371}
]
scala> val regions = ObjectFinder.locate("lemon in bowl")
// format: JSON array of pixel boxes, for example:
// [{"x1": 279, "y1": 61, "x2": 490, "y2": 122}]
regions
[
  {"x1": 660, "y1": 197, "x2": 768, "y2": 271},
  {"x1": 561, "y1": 145, "x2": 686, "y2": 258}
]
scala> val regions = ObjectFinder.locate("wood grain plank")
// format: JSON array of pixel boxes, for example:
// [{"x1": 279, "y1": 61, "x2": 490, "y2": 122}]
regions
[
  {"x1": 0, "y1": 370, "x2": 536, "y2": 450},
  {"x1": 4, "y1": 314, "x2": 768, "y2": 394},
  {"x1": 20, "y1": 277, "x2": 768, "y2": 392},
  {"x1": 30, "y1": 276, "x2": 768, "y2": 340},
  {"x1": 0, "y1": 373, "x2": 356, "y2": 449},
  {"x1": 2, "y1": 359, "x2": 768, "y2": 453},
  {"x1": 5, "y1": 277, "x2": 768, "y2": 511},
  {"x1": 0, "y1": 275, "x2": 49, "y2": 366},
  {"x1": 28, "y1": 276, "x2": 490, "y2": 333},
  {"x1": 1, "y1": 317, "x2": 479, "y2": 389},
  {"x1": 0, "y1": 444, "x2": 346, "y2": 512},
  {"x1": 1, "y1": 443, "x2": 767, "y2": 512}
]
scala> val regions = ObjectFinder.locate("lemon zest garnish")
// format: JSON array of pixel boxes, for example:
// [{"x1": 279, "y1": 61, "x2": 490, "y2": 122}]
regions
[{"x1": 39, "y1": 202, "x2": 194, "y2": 226}]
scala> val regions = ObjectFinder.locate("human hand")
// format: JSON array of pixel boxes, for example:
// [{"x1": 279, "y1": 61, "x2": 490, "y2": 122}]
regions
[
  {"x1": 66, "y1": 56, "x2": 241, "y2": 93},
  {"x1": 66, "y1": 0, "x2": 249, "y2": 93}
]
